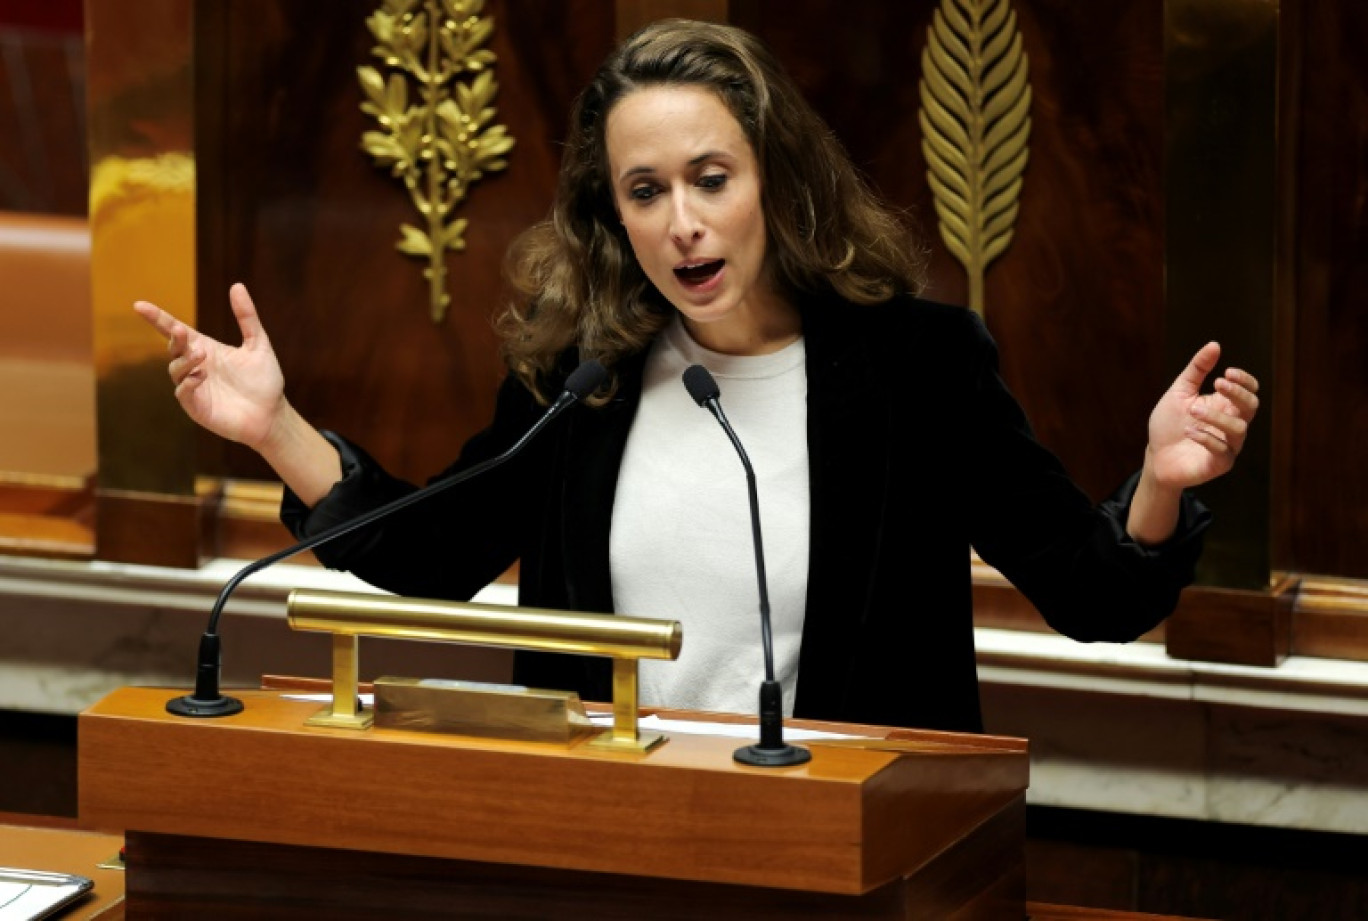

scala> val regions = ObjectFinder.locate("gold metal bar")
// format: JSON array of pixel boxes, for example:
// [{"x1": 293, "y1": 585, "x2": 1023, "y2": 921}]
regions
[
  {"x1": 289, "y1": 590, "x2": 674, "y2": 747},
  {"x1": 332, "y1": 634, "x2": 359, "y2": 719},
  {"x1": 288, "y1": 590, "x2": 682, "y2": 661},
  {"x1": 586, "y1": 657, "x2": 664, "y2": 753},
  {"x1": 1164, "y1": 0, "x2": 1279, "y2": 590},
  {"x1": 305, "y1": 633, "x2": 373, "y2": 729},
  {"x1": 612, "y1": 657, "x2": 638, "y2": 744},
  {"x1": 373, "y1": 677, "x2": 593, "y2": 742}
]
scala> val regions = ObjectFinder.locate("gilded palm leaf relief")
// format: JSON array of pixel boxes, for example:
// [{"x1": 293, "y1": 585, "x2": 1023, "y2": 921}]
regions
[
  {"x1": 918, "y1": 0, "x2": 1032, "y2": 317},
  {"x1": 358, "y1": 0, "x2": 515, "y2": 323}
]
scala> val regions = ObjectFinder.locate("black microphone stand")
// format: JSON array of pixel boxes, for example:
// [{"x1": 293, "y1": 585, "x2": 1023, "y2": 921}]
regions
[{"x1": 683, "y1": 365, "x2": 810, "y2": 767}]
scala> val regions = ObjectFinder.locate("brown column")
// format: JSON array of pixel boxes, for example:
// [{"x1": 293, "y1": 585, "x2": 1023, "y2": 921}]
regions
[
  {"x1": 86, "y1": 0, "x2": 208, "y2": 567},
  {"x1": 1162, "y1": 0, "x2": 1293, "y2": 664}
]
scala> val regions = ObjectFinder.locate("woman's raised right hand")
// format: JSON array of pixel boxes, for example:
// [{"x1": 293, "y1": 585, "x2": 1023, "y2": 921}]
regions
[{"x1": 134, "y1": 282, "x2": 287, "y2": 451}]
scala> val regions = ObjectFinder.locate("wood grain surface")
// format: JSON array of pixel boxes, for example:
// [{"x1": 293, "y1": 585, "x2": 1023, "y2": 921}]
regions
[{"x1": 80, "y1": 685, "x2": 1027, "y2": 916}]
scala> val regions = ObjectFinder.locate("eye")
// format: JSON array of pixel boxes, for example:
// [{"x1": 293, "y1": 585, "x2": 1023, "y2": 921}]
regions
[
  {"x1": 629, "y1": 184, "x2": 659, "y2": 202},
  {"x1": 698, "y1": 173, "x2": 727, "y2": 191}
]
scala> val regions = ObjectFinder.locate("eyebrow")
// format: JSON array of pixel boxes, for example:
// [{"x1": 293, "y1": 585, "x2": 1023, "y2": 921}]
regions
[{"x1": 617, "y1": 150, "x2": 729, "y2": 183}]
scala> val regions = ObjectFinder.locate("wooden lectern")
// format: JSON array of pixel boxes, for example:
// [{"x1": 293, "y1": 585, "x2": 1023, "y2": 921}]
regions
[{"x1": 79, "y1": 687, "x2": 1029, "y2": 919}]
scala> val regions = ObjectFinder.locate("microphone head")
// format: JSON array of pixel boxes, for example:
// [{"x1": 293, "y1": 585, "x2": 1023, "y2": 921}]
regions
[
  {"x1": 682, "y1": 364, "x2": 720, "y2": 406},
  {"x1": 564, "y1": 359, "x2": 607, "y2": 399}
]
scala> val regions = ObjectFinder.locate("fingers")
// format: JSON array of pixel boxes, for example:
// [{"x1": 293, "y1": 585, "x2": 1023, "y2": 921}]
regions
[
  {"x1": 228, "y1": 282, "x2": 269, "y2": 348},
  {"x1": 133, "y1": 299, "x2": 197, "y2": 366},
  {"x1": 1184, "y1": 421, "x2": 1236, "y2": 460},
  {"x1": 1223, "y1": 366, "x2": 1260, "y2": 394},
  {"x1": 1215, "y1": 370, "x2": 1260, "y2": 421},
  {"x1": 167, "y1": 326, "x2": 184, "y2": 364},
  {"x1": 133, "y1": 300, "x2": 181, "y2": 340},
  {"x1": 1177, "y1": 346, "x2": 1261, "y2": 442},
  {"x1": 135, "y1": 283, "x2": 266, "y2": 354},
  {"x1": 1191, "y1": 395, "x2": 1247, "y2": 449},
  {"x1": 132, "y1": 298, "x2": 167, "y2": 331},
  {"x1": 1172, "y1": 341, "x2": 1222, "y2": 395},
  {"x1": 174, "y1": 370, "x2": 206, "y2": 402},
  {"x1": 167, "y1": 343, "x2": 205, "y2": 387}
]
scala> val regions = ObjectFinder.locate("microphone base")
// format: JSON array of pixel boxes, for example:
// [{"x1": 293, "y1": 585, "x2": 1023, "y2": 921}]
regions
[
  {"x1": 166, "y1": 694, "x2": 245, "y2": 718},
  {"x1": 733, "y1": 742, "x2": 812, "y2": 768}
]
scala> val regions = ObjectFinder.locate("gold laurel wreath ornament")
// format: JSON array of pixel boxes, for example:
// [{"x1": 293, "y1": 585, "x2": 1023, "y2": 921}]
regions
[
  {"x1": 358, "y1": 0, "x2": 515, "y2": 322},
  {"x1": 918, "y1": 0, "x2": 1032, "y2": 317}
]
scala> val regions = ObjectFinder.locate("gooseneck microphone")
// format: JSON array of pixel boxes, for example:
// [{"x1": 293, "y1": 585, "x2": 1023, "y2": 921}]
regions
[
  {"x1": 166, "y1": 359, "x2": 608, "y2": 719},
  {"x1": 682, "y1": 364, "x2": 811, "y2": 767}
]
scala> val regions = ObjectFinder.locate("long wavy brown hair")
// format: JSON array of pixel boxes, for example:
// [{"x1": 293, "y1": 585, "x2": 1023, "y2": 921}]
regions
[{"x1": 498, "y1": 18, "x2": 927, "y2": 404}]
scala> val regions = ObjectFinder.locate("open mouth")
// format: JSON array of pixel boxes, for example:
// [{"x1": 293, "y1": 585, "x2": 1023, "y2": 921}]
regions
[{"x1": 674, "y1": 259, "x2": 725, "y2": 285}]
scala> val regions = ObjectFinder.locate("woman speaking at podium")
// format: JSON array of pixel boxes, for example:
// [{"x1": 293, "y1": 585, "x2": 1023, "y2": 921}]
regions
[{"x1": 134, "y1": 19, "x2": 1259, "y2": 733}]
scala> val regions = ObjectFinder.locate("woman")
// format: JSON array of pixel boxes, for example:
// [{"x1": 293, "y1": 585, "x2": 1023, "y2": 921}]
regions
[{"x1": 134, "y1": 19, "x2": 1259, "y2": 732}]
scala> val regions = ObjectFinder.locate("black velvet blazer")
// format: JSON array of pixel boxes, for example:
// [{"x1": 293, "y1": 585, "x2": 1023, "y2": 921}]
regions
[{"x1": 284, "y1": 296, "x2": 1209, "y2": 732}]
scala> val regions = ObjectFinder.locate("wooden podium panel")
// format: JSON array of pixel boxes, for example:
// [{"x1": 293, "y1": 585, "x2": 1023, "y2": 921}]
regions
[{"x1": 80, "y1": 687, "x2": 1029, "y2": 918}]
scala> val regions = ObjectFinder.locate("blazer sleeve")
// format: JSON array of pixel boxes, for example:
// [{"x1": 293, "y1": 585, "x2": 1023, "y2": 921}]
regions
[
  {"x1": 278, "y1": 370, "x2": 549, "y2": 601},
  {"x1": 960, "y1": 310, "x2": 1212, "y2": 641}
]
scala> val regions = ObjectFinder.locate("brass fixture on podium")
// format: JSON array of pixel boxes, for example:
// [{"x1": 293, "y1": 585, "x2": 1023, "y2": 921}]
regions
[{"x1": 286, "y1": 589, "x2": 681, "y2": 752}]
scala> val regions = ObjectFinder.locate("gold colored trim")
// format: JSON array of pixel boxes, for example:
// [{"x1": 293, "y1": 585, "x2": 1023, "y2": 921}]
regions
[
  {"x1": 0, "y1": 471, "x2": 91, "y2": 491},
  {"x1": 374, "y1": 676, "x2": 595, "y2": 742},
  {"x1": 586, "y1": 658, "x2": 666, "y2": 753},
  {"x1": 305, "y1": 634, "x2": 375, "y2": 729},
  {"x1": 1295, "y1": 576, "x2": 1368, "y2": 615},
  {"x1": 918, "y1": 0, "x2": 1032, "y2": 317},
  {"x1": 195, "y1": 477, "x2": 286, "y2": 521},
  {"x1": 358, "y1": 0, "x2": 515, "y2": 323},
  {"x1": 288, "y1": 590, "x2": 682, "y2": 656},
  {"x1": 287, "y1": 589, "x2": 681, "y2": 750}
]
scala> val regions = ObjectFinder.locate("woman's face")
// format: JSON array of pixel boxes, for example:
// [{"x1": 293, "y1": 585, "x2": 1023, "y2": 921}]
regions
[{"x1": 605, "y1": 85, "x2": 793, "y2": 354}]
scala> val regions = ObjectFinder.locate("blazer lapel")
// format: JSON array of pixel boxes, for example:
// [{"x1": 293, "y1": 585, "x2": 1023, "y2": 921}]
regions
[{"x1": 796, "y1": 303, "x2": 894, "y2": 718}]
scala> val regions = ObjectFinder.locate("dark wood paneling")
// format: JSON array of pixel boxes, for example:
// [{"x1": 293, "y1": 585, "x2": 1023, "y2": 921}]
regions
[
  {"x1": 0, "y1": 1, "x2": 84, "y2": 34},
  {"x1": 124, "y1": 810, "x2": 1018, "y2": 920},
  {"x1": 0, "y1": 26, "x2": 88, "y2": 215},
  {"x1": 1028, "y1": 806, "x2": 1368, "y2": 920},
  {"x1": 196, "y1": 0, "x2": 616, "y2": 485},
  {"x1": 736, "y1": 1, "x2": 1165, "y2": 503},
  {"x1": 0, "y1": 482, "x2": 93, "y2": 559},
  {"x1": 94, "y1": 489, "x2": 206, "y2": 568},
  {"x1": 1164, "y1": 575, "x2": 1296, "y2": 667},
  {"x1": 1289, "y1": 0, "x2": 1368, "y2": 578},
  {"x1": 0, "y1": 710, "x2": 77, "y2": 818}
]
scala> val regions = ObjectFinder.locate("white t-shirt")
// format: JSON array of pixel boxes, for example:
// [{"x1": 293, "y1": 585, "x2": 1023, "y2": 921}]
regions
[{"x1": 609, "y1": 316, "x2": 811, "y2": 716}]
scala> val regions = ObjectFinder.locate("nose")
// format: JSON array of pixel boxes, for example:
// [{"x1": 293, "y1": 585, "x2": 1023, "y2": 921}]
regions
[{"x1": 668, "y1": 191, "x2": 703, "y2": 245}]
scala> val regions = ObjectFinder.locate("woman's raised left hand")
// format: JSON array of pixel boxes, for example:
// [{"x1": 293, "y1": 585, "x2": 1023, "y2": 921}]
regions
[{"x1": 1144, "y1": 341, "x2": 1260, "y2": 491}]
